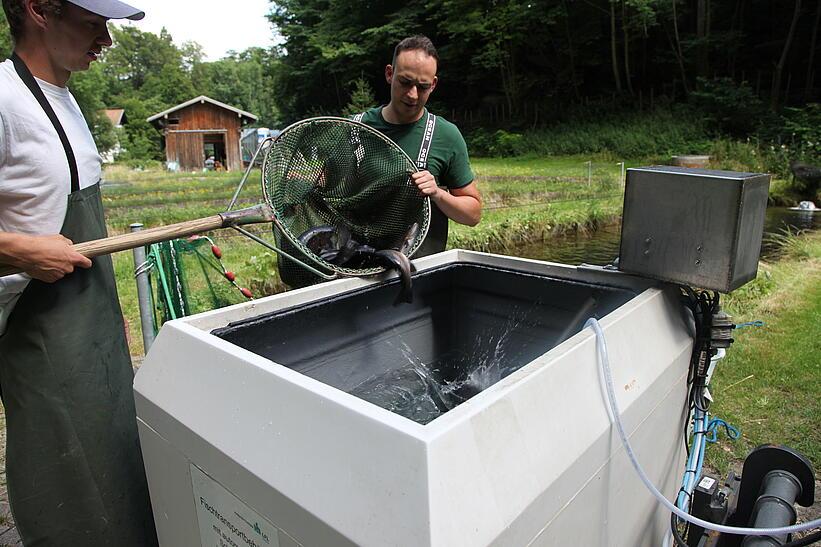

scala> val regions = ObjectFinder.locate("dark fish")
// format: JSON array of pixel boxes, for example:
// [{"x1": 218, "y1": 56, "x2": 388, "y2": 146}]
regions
[
  {"x1": 372, "y1": 249, "x2": 415, "y2": 305},
  {"x1": 328, "y1": 236, "x2": 360, "y2": 266},
  {"x1": 398, "y1": 222, "x2": 420, "y2": 256},
  {"x1": 296, "y1": 223, "x2": 419, "y2": 305},
  {"x1": 340, "y1": 244, "x2": 378, "y2": 269},
  {"x1": 298, "y1": 225, "x2": 351, "y2": 260}
]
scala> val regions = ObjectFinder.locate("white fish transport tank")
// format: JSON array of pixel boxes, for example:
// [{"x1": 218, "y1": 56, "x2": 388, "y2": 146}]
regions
[{"x1": 134, "y1": 250, "x2": 693, "y2": 547}]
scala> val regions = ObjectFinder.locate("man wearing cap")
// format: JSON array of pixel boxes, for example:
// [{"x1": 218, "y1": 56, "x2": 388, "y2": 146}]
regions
[{"x1": 0, "y1": 0, "x2": 157, "y2": 545}]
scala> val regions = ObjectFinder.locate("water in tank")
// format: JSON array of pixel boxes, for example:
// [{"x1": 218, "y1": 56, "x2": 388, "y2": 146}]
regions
[{"x1": 213, "y1": 264, "x2": 637, "y2": 424}]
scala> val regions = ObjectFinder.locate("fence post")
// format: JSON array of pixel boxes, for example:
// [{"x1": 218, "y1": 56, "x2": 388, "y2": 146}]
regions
[
  {"x1": 617, "y1": 162, "x2": 625, "y2": 188},
  {"x1": 586, "y1": 161, "x2": 592, "y2": 185},
  {"x1": 131, "y1": 223, "x2": 156, "y2": 354}
]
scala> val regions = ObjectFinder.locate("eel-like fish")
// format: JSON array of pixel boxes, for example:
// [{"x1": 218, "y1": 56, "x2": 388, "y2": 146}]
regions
[
  {"x1": 399, "y1": 222, "x2": 420, "y2": 256},
  {"x1": 296, "y1": 223, "x2": 419, "y2": 305},
  {"x1": 298, "y1": 225, "x2": 351, "y2": 262},
  {"x1": 372, "y1": 249, "x2": 415, "y2": 305}
]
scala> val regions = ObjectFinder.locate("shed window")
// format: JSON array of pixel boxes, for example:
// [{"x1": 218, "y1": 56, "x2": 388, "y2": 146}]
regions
[{"x1": 168, "y1": 118, "x2": 180, "y2": 125}]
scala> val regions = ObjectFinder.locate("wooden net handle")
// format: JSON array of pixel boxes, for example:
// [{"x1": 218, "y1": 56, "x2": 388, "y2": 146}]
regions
[{"x1": 0, "y1": 205, "x2": 274, "y2": 278}]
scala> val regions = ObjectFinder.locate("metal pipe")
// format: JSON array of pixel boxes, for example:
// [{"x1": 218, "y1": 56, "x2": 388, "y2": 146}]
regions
[
  {"x1": 227, "y1": 136, "x2": 274, "y2": 211},
  {"x1": 131, "y1": 223, "x2": 156, "y2": 353}
]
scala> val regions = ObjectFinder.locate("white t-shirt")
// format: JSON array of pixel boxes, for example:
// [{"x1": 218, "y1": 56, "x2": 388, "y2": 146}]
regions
[{"x1": 0, "y1": 59, "x2": 103, "y2": 335}]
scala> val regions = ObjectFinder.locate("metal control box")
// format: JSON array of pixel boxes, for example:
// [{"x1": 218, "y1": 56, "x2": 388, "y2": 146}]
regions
[{"x1": 619, "y1": 166, "x2": 770, "y2": 292}]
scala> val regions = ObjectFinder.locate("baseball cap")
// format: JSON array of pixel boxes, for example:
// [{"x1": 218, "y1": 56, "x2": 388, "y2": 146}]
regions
[{"x1": 68, "y1": 0, "x2": 145, "y2": 20}]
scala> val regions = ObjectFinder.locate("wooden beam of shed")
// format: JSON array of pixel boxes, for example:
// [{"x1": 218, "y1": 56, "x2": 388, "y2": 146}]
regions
[{"x1": 166, "y1": 129, "x2": 229, "y2": 134}]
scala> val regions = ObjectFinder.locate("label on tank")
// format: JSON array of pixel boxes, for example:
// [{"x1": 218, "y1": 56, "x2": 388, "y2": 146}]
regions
[{"x1": 190, "y1": 463, "x2": 282, "y2": 547}]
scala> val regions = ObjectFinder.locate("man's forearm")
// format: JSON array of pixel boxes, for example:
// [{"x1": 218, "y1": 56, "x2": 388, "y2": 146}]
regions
[
  {"x1": 0, "y1": 231, "x2": 93, "y2": 282},
  {"x1": 0, "y1": 232, "x2": 35, "y2": 267},
  {"x1": 431, "y1": 192, "x2": 482, "y2": 226}
]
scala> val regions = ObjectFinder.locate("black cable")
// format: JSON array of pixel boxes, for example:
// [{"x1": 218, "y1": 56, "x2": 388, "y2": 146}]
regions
[
  {"x1": 783, "y1": 530, "x2": 821, "y2": 547},
  {"x1": 671, "y1": 513, "x2": 689, "y2": 547}
]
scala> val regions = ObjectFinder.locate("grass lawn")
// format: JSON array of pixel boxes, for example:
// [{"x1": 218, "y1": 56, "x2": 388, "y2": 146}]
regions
[
  {"x1": 707, "y1": 230, "x2": 821, "y2": 474},
  {"x1": 103, "y1": 156, "x2": 630, "y2": 355}
]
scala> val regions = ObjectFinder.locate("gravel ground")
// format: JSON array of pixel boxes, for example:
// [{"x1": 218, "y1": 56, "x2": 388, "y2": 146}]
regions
[
  {"x1": 0, "y1": 406, "x2": 22, "y2": 546},
  {"x1": 795, "y1": 479, "x2": 821, "y2": 542}
]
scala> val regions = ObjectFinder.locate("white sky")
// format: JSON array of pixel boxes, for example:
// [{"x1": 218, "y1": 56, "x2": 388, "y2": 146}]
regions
[{"x1": 119, "y1": 0, "x2": 276, "y2": 61}]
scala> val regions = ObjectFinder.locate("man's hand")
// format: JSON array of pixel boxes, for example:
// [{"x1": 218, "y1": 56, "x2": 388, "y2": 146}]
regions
[
  {"x1": 411, "y1": 177, "x2": 482, "y2": 227},
  {"x1": 411, "y1": 170, "x2": 440, "y2": 198},
  {"x1": 0, "y1": 233, "x2": 92, "y2": 283}
]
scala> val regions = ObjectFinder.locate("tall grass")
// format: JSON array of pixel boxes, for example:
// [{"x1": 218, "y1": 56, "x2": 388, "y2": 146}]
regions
[{"x1": 468, "y1": 109, "x2": 711, "y2": 159}]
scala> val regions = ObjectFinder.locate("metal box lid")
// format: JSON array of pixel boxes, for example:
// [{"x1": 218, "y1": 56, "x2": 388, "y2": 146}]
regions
[{"x1": 619, "y1": 166, "x2": 770, "y2": 292}]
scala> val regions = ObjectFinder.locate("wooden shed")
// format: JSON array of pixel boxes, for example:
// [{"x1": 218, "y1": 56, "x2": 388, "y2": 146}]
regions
[{"x1": 147, "y1": 96, "x2": 257, "y2": 172}]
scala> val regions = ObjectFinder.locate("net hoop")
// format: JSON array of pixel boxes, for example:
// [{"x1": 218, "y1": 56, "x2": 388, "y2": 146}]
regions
[{"x1": 261, "y1": 116, "x2": 431, "y2": 276}]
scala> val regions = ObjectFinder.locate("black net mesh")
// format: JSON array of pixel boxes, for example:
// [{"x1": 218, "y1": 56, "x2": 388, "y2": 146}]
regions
[{"x1": 262, "y1": 117, "x2": 429, "y2": 286}]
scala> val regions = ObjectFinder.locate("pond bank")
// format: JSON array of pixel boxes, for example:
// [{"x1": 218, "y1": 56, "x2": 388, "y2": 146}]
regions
[{"x1": 448, "y1": 196, "x2": 623, "y2": 253}]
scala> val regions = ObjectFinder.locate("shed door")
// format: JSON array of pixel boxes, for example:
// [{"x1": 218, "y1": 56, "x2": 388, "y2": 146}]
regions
[{"x1": 204, "y1": 133, "x2": 227, "y2": 170}]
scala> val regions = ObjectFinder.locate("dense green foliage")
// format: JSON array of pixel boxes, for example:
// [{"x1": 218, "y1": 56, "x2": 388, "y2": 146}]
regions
[
  {"x1": 466, "y1": 107, "x2": 710, "y2": 158},
  {"x1": 270, "y1": 0, "x2": 821, "y2": 124},
  {"x1": 267, "y1": 0, "x2": 820, "y2": 198},
  {"x1": 0, "y1": 1, "x2": 818, "y2": 192}
]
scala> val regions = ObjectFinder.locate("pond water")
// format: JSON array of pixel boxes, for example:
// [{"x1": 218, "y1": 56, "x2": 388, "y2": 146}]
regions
[{"x1": 509, "y1": 207, "x2": 821, "y2": 265}]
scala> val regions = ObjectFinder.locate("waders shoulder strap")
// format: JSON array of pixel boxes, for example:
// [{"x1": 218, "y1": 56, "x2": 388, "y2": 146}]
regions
[
  {"x1": 417, "y1": 111, "x2": 436, "y2": 170},
  {"x1": 11, "y1": 53, "x2": 80, "y2": 194},
  {"x1": 353, "y1": 110, "x2": 436, "y2": 170}
]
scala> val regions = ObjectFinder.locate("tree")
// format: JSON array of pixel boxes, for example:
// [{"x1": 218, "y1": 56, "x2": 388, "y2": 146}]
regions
[
  {"x1": 610, "y1": 0, "x2": 623, "y2": 93},
  {"x1": 342, "y1": 77, "x2": 376, "y2": 117},
  {"x1": 268, "y1": 0, "x2": 419, "y2": 121},
  {"x1": 102, "y1": 26, "x2": 184, "y2": 91},
  {"x1": 191, "y1": 47, "x2": 281, "y2": 127},
  {"x1": 69, "y1": 63, "x2": 119, "y2": 152},
  {"x1": 771, "y1": 0, "x2": 803, "y2": 110},
  {"x1": 115, "y1": 97, "x2": 165, "y2": 161},
  {"x1": 430, "y1": 0, "x2": 558, "y2": 115},
  {"x1": 804, "y1": 0, "x2": 821, "y2": 101},
  {"x1": 140, "y1": 64, "x2": 196, "y2": 108},
  {"x1": 0, "y1": 9, "x2": 12, "y2": 60}
]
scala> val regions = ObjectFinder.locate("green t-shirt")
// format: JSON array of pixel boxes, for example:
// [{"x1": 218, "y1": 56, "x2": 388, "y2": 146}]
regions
[
  {"x1": 358, "y1": 107, "x2": 474, "y2": 189},
  {"x1": 358, "y1": 107, "x2": 474, "y2": 256}
]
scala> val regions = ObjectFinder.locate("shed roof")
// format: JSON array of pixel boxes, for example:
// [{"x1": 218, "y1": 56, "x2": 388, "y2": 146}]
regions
[
  {"x1": 147, "y1": 95, "x2": 258, "y2": 123},
  {"x1": 103, "y1": 108, "x2": 126, "y2": 126}
]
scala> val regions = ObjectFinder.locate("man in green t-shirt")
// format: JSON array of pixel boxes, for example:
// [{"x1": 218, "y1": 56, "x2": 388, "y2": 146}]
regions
[
  {"x1": 356, "y1": 35, "x2": 482, "y2": 257},
  {"x1": 278, "y1": 35, "x2": 482, "y2": 288}
]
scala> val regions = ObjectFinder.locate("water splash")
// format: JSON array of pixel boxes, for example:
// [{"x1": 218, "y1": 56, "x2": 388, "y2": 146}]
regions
[{"x1": 347, "y1": 307, "x2": 534, "y2": 424}]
